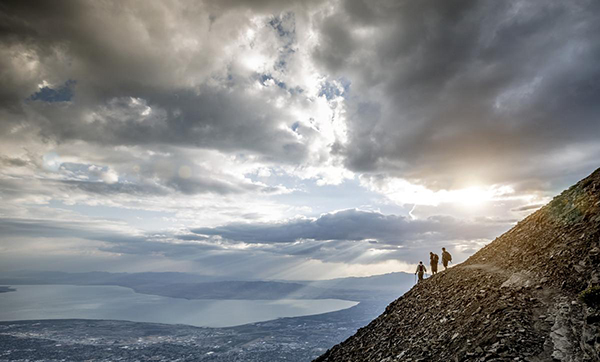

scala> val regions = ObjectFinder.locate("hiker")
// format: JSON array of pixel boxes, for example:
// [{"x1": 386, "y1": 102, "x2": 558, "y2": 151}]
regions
[
  {"x1": 442, "y1": 247, "x2": 452, "y2": 271},
  {"x1": 430, "y1": 252, "x2": 439, "y2": 275},
  {"x1": 415, "y1": 261, "x2": 427, "y2": 283}
]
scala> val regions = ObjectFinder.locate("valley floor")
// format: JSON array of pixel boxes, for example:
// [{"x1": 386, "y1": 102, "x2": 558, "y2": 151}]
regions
[{"x1": 0, "y1": 300, "x2": 389, "y2": 362}]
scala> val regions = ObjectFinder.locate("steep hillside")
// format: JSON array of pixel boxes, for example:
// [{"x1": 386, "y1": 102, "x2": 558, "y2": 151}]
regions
[{"x1": 316, "y1": 168, "x2": 600, "y2": 362}]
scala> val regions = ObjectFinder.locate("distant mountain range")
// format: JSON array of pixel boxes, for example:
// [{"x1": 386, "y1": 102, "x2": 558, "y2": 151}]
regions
[
  {"x1": 0, "y1": 270, "x2": 415, "y2": 301},
  {"x1": 300, "y1": 272, "x2": 417, "y2": 292}
]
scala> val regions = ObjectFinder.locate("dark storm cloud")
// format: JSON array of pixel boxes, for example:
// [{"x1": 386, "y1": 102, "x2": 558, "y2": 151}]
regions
[
  {"x1": 165, "y1": 174, "x2": 288, "y2": 195},
  {"x1": 1, "y1": 0, "x2": 599, "y2": 189},
  {"x1": 313, "y1": 0, "x2": 600, "y2": 188},
  {"x1": 0, "y1": 171, "x2": 283, "y2": 201},
  {"x1": 0, "y1": 0, "x2": 310, "y2": 163},
  {"x1": 0, "y1": 217, "x2": 224, "y2": 258},
  {"x1": 0, "y1": 156, "x2": 29, "y2": 167},
  {"x1": 24, "y1": 89, "x2": 307, "y2": 163},
  {"x1": 0, "y1": 211, "x2": 508, "y2": 267},
  {"x1": 188, "y1": 209, "x2": 514, "y2": 264},
  {"x1": 192, "y1": 209, "x2": 511, "y2": 244},
  {"x1": 58, "y1": 180, "x2": 169, "y2": 197},
  {"x1": 1, "y1": 0, "x2": 599, "y2": 275}
]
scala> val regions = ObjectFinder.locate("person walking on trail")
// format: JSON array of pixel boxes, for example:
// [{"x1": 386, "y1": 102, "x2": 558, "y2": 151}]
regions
[
  {"x1": 415, "y1": 261, "x2": 427, "y2": 283},
  {"x1": 430, "y1": 252, "x2": 439, "y2": 275},
  {"x1": 442, "y1": 247, "x2": 452, "y2": 271}
]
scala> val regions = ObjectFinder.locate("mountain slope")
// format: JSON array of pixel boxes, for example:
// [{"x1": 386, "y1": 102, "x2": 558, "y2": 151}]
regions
[{"x1": 316, "y1": 168, "x2": 600, "y2": 362}]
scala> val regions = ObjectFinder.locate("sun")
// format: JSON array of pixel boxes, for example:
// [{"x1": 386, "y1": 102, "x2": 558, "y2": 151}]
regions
[{"x1": 456, "y1": 186, "x2": 489, "y2": 206}]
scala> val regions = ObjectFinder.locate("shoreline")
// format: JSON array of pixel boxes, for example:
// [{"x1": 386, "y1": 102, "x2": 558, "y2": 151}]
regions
[{"x1": 0, "y1": 286, "x2": 16, "y2": 293}]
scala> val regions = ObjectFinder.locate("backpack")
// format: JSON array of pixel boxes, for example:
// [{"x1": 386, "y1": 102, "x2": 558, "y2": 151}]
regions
[
  {"x1": 418, "y1": 265, "x2": 425, "y2": 272},
  {"x1": 433, "y1": 254, "x2": 439, "y2": 263},
  {"x1": 444, "y1": 251, "x2": 452, "y2": 262}
]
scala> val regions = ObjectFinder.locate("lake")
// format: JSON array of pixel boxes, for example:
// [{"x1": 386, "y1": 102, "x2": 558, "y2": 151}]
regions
[{"x1": 0, "y1": 285, "x2": 358, "y2": 328}]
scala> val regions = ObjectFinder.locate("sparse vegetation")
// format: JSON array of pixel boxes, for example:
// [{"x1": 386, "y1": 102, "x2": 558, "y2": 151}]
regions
[{"x1": 579, "y1": 286, "x2": 600, "y2": 309}]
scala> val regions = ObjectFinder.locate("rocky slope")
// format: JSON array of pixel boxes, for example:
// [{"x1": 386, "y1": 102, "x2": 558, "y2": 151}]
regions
[{"x1": 316, "y1": 168, "x2": 600, "y2": 362}]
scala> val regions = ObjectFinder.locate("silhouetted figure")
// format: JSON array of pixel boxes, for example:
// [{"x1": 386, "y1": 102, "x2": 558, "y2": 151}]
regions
[
  {"x1": 442, "y1": 247, "x2": 452, "y2": 271},
  {"x1": 415, "y1": 261, "x2": 427, "y2": 283},
  {"x1": 430, "y1": 252, "x2": 439, "y2": 275}
]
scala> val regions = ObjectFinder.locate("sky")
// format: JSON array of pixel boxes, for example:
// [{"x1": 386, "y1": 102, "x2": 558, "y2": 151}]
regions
[{"x1": 1, "y1": 0, "x2": 599, "y2": 280}]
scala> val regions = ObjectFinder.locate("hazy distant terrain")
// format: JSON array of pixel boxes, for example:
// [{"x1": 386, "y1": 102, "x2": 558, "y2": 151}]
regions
[
  {"x1": 0, "y1": 285, "x2": 359, "y2": 328},
  {"x1": 0, "y1": 271, "x2": 414, "y2": 301},
  {"x1": 0, "y1": 301, "x2": 388, "y2": 362},
  {"x1": 0, "y1": 271, "x2": 414, "y2": 361}
]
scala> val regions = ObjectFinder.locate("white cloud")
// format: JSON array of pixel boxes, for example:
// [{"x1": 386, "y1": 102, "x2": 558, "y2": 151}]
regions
[
  {"x1": 0, "y1": 0, "x2": 598, "y2": 279},
  {"x1": 101, "y1": 168, "x2": 119, "y2": 184},
  {"x1": 359, "y1": 175, "x2": 529, "y2": 207}
]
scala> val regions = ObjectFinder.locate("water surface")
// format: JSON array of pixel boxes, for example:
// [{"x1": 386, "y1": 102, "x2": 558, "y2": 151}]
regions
[{"x1": 0, "y1": 285, "x2": 358, "y2": 328}]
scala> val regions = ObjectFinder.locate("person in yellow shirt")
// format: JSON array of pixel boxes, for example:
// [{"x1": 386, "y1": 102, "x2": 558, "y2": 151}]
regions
[{"x1": 442, "y1": 247, "x2": 452, "y2": 271}]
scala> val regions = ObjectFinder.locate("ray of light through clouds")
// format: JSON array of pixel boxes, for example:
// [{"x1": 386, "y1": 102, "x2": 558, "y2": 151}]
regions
[{"x1": 0, "y1": 0, "x2": 599, "y2": 279}]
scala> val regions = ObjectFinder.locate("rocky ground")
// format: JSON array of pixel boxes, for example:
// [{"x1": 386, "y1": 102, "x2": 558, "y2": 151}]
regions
[{"x1": 316, "y1": 168, "x2": 600, "y2": 362}]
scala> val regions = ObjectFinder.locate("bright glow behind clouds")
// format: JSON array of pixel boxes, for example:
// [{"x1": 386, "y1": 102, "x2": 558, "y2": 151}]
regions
[{"x1": 0, "y1": 0, "x2": 599, "y2": 279}]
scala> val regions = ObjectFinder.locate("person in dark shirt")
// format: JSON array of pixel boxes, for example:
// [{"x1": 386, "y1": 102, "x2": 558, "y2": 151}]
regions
[
  {"x1": 430, "y1": 252, "x2": 439, "y2": 275},
  {"x1": 415, "y1": 261, "x2": 427, "y2": 283}
]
